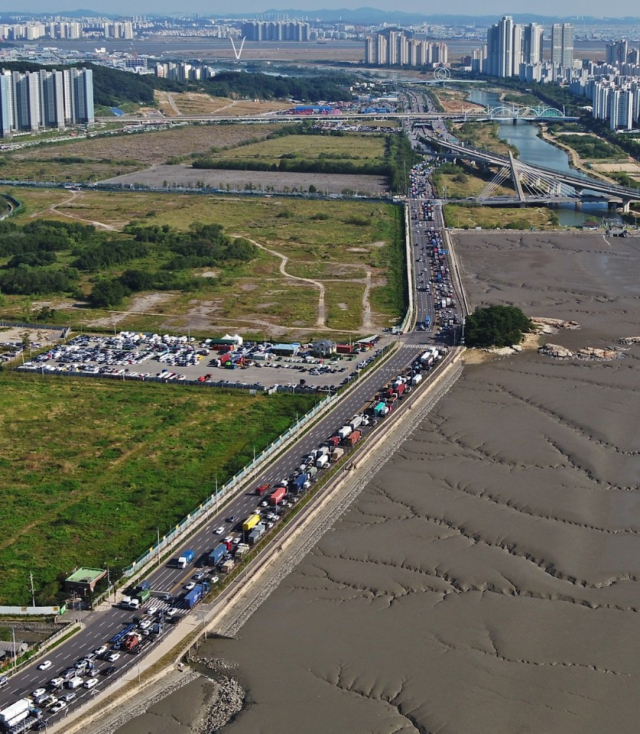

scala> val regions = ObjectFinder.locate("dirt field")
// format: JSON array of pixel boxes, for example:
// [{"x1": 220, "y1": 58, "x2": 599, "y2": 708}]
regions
[
  {"x1": 155, "y1": 91, "x2": 291, "y2": 117},
  {"x1": 100, "y1": 164, "x2": 388, "y2": 196},
  {"x1": 10, "y1": 124, "x2": 282, "y2": 164}
]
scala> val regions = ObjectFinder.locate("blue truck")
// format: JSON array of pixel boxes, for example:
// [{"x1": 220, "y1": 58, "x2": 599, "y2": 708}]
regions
[
  {"x1": 110, "y1": 623, "x2": 136, "y2": 646},
  {"x1": 290, "y1": 473, "x2": 307, "y2": 493},
  {"x1": 184, "y1": 582, "x2": 210, "y2": 609},
  {"x1": 177, "y1": 549, "x2": 195, "y2": 569},
  {"x1": 424, "y1": 315, "x2": 431, "y2": 328},
  {"x1": 208, "y1": 544, "x2": 227, "y2": 567}
]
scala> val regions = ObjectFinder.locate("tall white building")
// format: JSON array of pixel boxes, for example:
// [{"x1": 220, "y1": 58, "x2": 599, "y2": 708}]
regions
[
  {"x1": 0, "y1": 67, "x2": 93, "y2": 137},
  {"x1": 486, "y1": 17, "x2": 543, "y2": 78},
  {"x1": 551, "y1": 23, "x2": 574, "y2": 68}
]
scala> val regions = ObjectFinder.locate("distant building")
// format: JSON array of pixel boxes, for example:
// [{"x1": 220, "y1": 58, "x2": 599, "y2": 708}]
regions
[
  {"x1": 271, "y1": 343, "x2": 300, "y2": 357},
  {"x1": 241, "y1": 21, "x2": 309, "y2": 42},
  {"x1": 64, "y1": 567, "x2": 107, "y2": 596},
  {"x1": 0, "y1": 641, "x2": 28, "y2": 660},
  {"x1": 551, "y1": 23, "x2": 574, "y2": 69},
  {"x1": 364, "y1": 30, "x2": 448, "y2": 68}
]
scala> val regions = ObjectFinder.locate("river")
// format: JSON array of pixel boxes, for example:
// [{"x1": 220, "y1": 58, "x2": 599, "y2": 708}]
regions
[{"x1": 466, "y1": 88, "x2": 620, "y2": 226}]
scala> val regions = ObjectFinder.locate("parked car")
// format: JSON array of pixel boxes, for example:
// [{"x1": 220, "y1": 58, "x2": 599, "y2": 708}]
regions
[
  {"x1": 106, "y1": 652, "x2": 120, "y2": 662},
  {"x1": 32, "y1": 688, "x2": 46, "y2": 699},
  {"x1": 102, "y1": 666, "x2": 117, "y2": 676},
  {"x1": 60, "y1": 692, "x2": 76, "y2": 703}
]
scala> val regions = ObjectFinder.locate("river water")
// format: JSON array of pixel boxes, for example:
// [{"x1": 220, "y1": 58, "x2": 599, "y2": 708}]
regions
[{"x1": 466, "y1": 88, "x2": 619, "y2": 226}]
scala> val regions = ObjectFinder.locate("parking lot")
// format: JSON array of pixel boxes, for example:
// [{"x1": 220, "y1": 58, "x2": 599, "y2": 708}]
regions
[{"x1": 17, "y1": 332, "x2": 394, "y2": 392}]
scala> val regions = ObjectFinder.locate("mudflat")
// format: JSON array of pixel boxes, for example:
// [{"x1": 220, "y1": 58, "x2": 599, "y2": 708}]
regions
[{"x1": 123, "y1": 232, "x2": 640, "y2": 733}]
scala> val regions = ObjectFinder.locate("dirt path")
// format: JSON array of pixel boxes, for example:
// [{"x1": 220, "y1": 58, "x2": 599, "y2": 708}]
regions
[
  {"x1": 165, "y1": 92, "x2": 183, "y2": 116},
  {"x1": 30, "y1": 190, "x2": 118, "y2": 231},
  {"x1": 361, "y1": 269, "x2": 374, "y2": 330},
  {"x1": 235, "y1": 235, "x2": 327, "y2": 328}
]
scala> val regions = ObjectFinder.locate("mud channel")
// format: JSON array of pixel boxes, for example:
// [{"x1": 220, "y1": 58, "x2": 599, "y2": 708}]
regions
[{"x1": 119, "y1": 232, "x2": 640, "y2": 733}]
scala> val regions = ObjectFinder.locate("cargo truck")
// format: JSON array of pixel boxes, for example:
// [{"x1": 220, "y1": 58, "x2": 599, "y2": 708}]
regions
[
  {"x1": 184, "y1": 582, "x2": 209, "y2": 609},
  {"x1": 345, "y1": 430, "x2": 361, "y2": 447},
  {"x1": 137, "y1": 580, "x2": 150, "y2": 592},
  {"x1": 315, "y1": 454, "x2": 330, "y2": 469},
  {"x1": 209, "y1": 545, "x2": 227, "y2": 567},
  {"x1": 373, "y1": 401, "x2": 388, "y2": 417},
  {"x1": 137, "y1": 589, "x2": 151, "y2": 604},
  {"x1": 349, "y1": 415, "x2": 363, "y2": 431},
  {"x1": 331, "y1": 447, "x2": 344, "y2": 462},
  {"x1": 120, "y1": 595, "x2": 132, "y2": 609},
  {"x1": 337, "y1": 425, "x2": 352, "y2": 440},
  {"x1": 307, "y1": 466, "x2": 318, "y2": 480},
  {"x1": 235, "y1": 543, "x2": 250, "y2": 559},
  {"x1": 326, "y1": 436, "x2": 340, "y2": 447},
  {"x1": 66, "y1": 677, "x2": 83, "y2": 690},
  {"x1": 290, "y1": 474, "x2": 307, "y2": 493},
  {"x1": 123, "y1": 633, "x2": 141, "y2": 652},
  {"x1": 177, "y1": 549, "x2": 195, "y2": 569},
  {"x1": 242, "y1": 514, "x2": 261, "y2": 533},
  {"x1": 411, "y1": 373, "x2": 423, "y2": 386},
  {"x1": 270, "y1": 486, "x2": 287, "y2": 505},
  {"x1": 248, "y1": 523, "x2": 266, "y2": 545},
  {"x1": 220, "y1": 558, "x2": 236, "y2": 573},
  {"x1": 0, "y1": 700, "x2": 30, "y2": 729}
]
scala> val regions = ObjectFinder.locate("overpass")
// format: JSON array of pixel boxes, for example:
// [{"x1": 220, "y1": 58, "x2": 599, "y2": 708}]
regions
[{"x1": 427, "y1": 135, "x2": 640, "y2": 211}]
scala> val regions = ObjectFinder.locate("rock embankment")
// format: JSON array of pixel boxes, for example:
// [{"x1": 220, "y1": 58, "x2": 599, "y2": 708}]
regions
[
  {"x1": 619, "y1": 336, "x2": 640, "y2": 345},
  {"x1": 539, "y1": 343, "x2": 620, "y2": 361},
  {"x1": 190, "y1": 655, "x2": 245, "y2": 732},
  {"x1": 531, "y1": 317, "x2": 580, "y2": 334}
]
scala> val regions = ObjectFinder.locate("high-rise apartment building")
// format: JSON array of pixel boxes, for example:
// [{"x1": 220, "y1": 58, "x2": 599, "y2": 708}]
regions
[
  {"x1": 551, "y1": 23, "x2": 574, "y2": 68},
  {"x1": 486, "y1": 17, "x2": 543, "y2": 77},
  {"x1": 523, "y1": 23, "x2": 544, "y2": 65},
  {"x1": 363, "y1": 30, "x2": 447, "y2": 68},
  {"x1": 0, "y1": 67, "x2": 93, "y2": 137},
  {"x1": 606, "y1": 39, "x2": 629, "y2": 65}
]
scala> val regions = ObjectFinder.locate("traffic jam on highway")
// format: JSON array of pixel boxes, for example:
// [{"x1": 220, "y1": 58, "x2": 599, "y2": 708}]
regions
[
  {"x1": 0, "y1": 113, "x2": 463, "y2": 733},
  {"x1": 0, "y1": 339, "x2": 449, "y2": 733}
]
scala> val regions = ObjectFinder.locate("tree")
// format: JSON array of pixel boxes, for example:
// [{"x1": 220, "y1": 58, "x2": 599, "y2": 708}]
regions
[
  {"x1": 465, "y1": 305, "x2": 533, "y2": 348},
  {"x1": 88, "y1": 279, "x2": 129, "y2": 309}
]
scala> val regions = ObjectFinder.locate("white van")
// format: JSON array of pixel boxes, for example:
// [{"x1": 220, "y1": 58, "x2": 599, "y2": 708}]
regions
[
  {"x1": 83, "y1": 678, "x2": 98, "y2": 689},
  {"x1": 66, "y1": 677, "x2": 83, "y2": 690}
]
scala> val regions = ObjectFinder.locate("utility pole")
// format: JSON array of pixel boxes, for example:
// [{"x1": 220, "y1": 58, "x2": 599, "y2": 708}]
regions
[
  {"x1": 29, "y1": 571, "x2": 36, "y2": 608},
  {"x1": 11, "y1": 627, "x2": 17, "y2": 672},
  {"x1": 157, "y1": 528, "x2": 161, "y2": 566}
]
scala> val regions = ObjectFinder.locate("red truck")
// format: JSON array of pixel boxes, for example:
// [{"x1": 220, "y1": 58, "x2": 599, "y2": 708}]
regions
[
  {"x1": 256, "y1": 483, "x2": 270, "y2": 496},
  {"x1": 123, "y1": 634, "x2": 140, "y2": 651},
  {"x1": 345, "y1": 430, "x2": 361, "y2": 447},
  {"x1": 269, "y1": 486, "x2": 286, "y2": 505},
  {"x1": 326, "y1": 436, "x2": 340, "y2": 447}
]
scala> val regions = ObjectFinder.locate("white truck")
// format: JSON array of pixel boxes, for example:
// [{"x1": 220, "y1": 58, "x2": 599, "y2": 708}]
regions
[
  {"x1": 0, "y1": 699, "x2": 30, "y2": 729},
  {"x1": 316, "y1": 454, "x2": 330, "y2": 469},
  {"x1": 349, "y1": 415, "x2": 363, "y2": 431},
  {"x1": 337, "y1": 425, "x2": 352, "y2": 440}
]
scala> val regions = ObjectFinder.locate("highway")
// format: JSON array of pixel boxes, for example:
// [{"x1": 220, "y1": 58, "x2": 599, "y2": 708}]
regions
[{"x1": 0, "y1": 90, "x2": 465, "y2": 731}]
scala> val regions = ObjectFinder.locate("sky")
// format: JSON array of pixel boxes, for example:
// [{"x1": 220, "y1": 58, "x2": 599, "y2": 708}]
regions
[{"x1": 8, "y1": 0, "x2": 640, "y2": 17}]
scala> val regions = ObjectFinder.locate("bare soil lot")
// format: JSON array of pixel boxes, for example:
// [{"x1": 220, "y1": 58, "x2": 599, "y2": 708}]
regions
[{"x1": 100, "y1": 164, "x2": 388, "y2": 196}]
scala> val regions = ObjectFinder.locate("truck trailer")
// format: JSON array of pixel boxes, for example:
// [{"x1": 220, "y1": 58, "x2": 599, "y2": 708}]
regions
[
  {"x1": 177, "y1": 549, "x2": 195, "y2": 569},
  {"x1": 270, "y1": 486, "x2": 287, "y2": 505},
  {"x1": 184, "y1": 583, "x2": 208, "y2": 609},
  {"x1": 242, "y1": 514, "x2": 261, "y2": 533},
  {"x1": 345, "y1": 430, "x2": 361, "y2": 447},
  {"x1": 248, "y1": 523, "x2": 266, "y2": 545},
  {"x1": 0, "y1": 700, "x2": 30, "y2": 729}
]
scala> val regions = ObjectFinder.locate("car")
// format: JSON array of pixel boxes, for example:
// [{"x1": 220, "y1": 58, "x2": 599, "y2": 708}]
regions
[
  {"x1": 60, "y1": 692, "x2": 76, "y2": 703},
  {"x1": 42, "y1": 695, "x2": 58, "y2": 707},
  {"x1": 38, "y1": 660, "x2": 52, "y2": 671},
  {"x1": 34, "y1": 694, "x2": 50, "y2": 706},
  {"x1": 215, "y1": 526, "x2": 225, "y2": 535},
  {"x1": 184, "y1": 582, "x2": 196, "y2": 591},
  {"x1": 102, "y1": 666, "x2": 117, "y2": 676},
  {"x1": 193, "y1": 571, "x2": 205, "y2": 581},
  {"x1": 74, "y1": 660, "x2": 88, "y2": 671},
  {"x1": 165, "y1": 608, "x2": 179, "y2": 618},
  {"x1": 50, "y1": 701, "x2": 66, "y2": 714},
  {"x1": 84, "y1": 678, "x2": 98, "y2": 689},
  {"x1": 49, "y1": 678, "x2": 64, "y2": 689},
  {"x1": 223, "y1": 536, "x2": 233, "y2": 544},
  {"x1": 139, "y1": 619, "x2": 152, "y2": 630},
  {"x1": 0, "y1": 676, "x2": 7, "y2": 689},
  {"x1": 32, "y1": 721, "x2": 47, "y2": 731},
  {"x1": 106, "y1": 652, "x2": 120, "y2": 662},
  {"x1": 209, "y1": 575, "x2": 219, "y2": 584},
  {"x1": 227, "y1": 515, "x2": 237, "y2": 523},
  {"x1": 94, "y1": 646, "x2": 108, "y2": 657}
]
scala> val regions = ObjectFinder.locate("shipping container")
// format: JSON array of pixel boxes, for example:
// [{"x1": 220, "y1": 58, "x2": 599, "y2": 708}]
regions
[
  {"x1": 248, "y1": 523, "x2": 266, "y2": 545},
  {"x1": 315, "y1": 454, "x2": 330, "y2": 469},
  {"x1": 291, "y1": 474, "x2": 307, "y2": 493},
  {"x1": 349, "y1": 415, "x2": 363, "y2": 431},
  {"x1": 220, "y1": 558, "x2": 236, "y2": 573},
  {"x1": 242, "y1": 514, "x2": 261, "y2": 533},
  {"x1": 345, "y1": 430, "x2": 361, "y2": 447},
  {"x1": 137, "y1": 589, "x2": 150, "y2": 603},
  {"x1": 411, "y1": 373, "x2": 423, "y2": 386},
  {"x1": 270, "y1": 486, "x2": 287, "y2": 505},
  {"x1": 338, "y1": 425, "x2": 352, "y2": 439},
  {"x1": 208, "y1": 544, "x2": 226, "y2": 566},
  {"x1": 184, "y1": 583, "x2": 209, "y2": 609},
  {"x1": 0, "y1": 700, "x2": 30, "y2": 727}
]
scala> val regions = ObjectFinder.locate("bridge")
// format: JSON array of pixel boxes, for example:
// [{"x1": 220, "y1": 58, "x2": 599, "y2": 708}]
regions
[{"x1": 426, "y1": 135, "x2": 640, "y2": 212}]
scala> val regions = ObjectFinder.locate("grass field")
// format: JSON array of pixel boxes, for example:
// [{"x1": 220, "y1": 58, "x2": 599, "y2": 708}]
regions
[
  {"x1": 433, "y1": 165, "x2": 514, "y2": 199},
  {"x1": 155, "y1": 91, "x2": 290, "y2": 117},
  {"x1": 443, "y1": 204, "x2": 559, "y2": 230},
  {"x1": 1, "y1": 124, "x2": 282, "y2": 183},
  {"x1": 453, "y1": 121, "x2": 518, "y2": 157},
  {"x1": 0, "y1": 370, "x2": 318, "y2": 605},
  {"x1": 0, "y1": 188, "x2": 406, "y2": 335},
  {"x1": 203, "y1": 133, "x2": 387, "y2": 166}
]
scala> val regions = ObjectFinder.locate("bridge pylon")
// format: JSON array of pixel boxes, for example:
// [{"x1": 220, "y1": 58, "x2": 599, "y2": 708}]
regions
[{"x1": 508, "y1": 150, "x2": 526, "y2": 203}]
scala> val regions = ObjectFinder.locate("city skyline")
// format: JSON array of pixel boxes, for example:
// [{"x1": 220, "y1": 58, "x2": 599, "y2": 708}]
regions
[{"x1": 3, "y1": 3, "x2": 640, "y2": 19}]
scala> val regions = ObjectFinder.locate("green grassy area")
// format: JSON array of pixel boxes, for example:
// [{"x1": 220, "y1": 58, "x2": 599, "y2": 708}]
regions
[
  {"x1": 433, "y1": 163, "x2": 514, "y2": 199},
  {"x1": 454, "y1": 121, "x2": 518, "y2": 157},
  {"x1": 200, "y1": 133, "x2": 387, "y2": 165},
  {"x1": 443, "y1": 204, "x2": 559, "y2": 230},
  {"x1": 324, "y1": 281, "x2": 365, "y2": 330},
  {"x1": 554, "y1": 134, "x2": 625, "y2": 160},
  {"x1": 0, "y1": 189, "x2": 405, "y2": 334},
  {"x1": 0, "y1": 370, "x2": 318, "y2": 605}
]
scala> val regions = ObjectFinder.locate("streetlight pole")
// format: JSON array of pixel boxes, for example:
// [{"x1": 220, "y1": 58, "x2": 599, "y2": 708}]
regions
[{"x1": 156, "y1": 528, "x2": 161, "y2": 567}]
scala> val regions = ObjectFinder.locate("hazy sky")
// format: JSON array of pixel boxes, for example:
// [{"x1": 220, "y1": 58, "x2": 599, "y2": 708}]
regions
[{"x1": 8, "y1": 0, "x2": 640, "y2": 17}]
